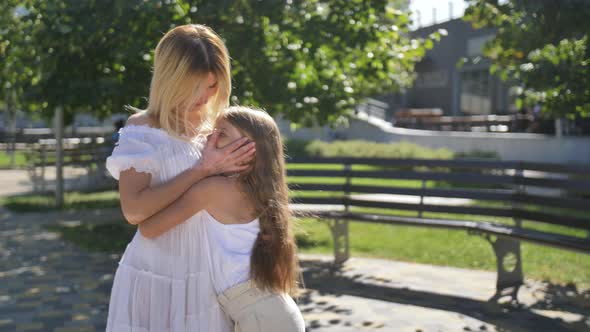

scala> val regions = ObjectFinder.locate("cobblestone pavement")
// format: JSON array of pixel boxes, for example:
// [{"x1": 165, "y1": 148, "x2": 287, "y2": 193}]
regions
[
  {"x1": 1, "y1": 207, "x2": 589, "y2": 332},
  {"x1": 0, "y1": 209, "x2": 117, "y2": 331}
]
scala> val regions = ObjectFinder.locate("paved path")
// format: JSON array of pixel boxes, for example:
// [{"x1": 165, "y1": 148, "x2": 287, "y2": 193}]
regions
[
  {"x1": 0, "y1": 170, "x2": 34, "y2": 198},
  {"x1": 1, "y1": 208, "x2": 589, "y2": 331},
  {"x1": 299, "y1": 256, "x2": 590, "y2": 331},
  {"x1": 0, "y1": 168, "x2": 108, "y2": 199},
  {"x1": 0, "y1": 208, "x2": 116, "y2": 331}
]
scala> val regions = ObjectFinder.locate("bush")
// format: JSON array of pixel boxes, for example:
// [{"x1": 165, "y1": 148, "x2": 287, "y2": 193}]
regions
[
  {"x1": 454, "y1": 150, "x2": 499, "y2": 160},
  {"x1": 303, "y1": 140, "x2": 454, "y2": 159},
  {"x1": 284, "y1": 139, "x2": 312, "y2": 158}
]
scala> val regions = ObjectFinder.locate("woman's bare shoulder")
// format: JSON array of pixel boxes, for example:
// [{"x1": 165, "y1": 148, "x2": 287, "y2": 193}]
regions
[{"x1": 126, "y1": 112, "x2": 159, "y2": 128}]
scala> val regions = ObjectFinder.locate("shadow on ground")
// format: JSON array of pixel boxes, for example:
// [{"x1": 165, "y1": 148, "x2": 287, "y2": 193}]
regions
[{"x1": 299, "y1": 259, "x2": 590, "y2": 332}]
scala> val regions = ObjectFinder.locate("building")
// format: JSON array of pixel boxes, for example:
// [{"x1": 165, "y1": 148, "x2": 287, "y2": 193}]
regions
[{"x1": 398, "y1": 18, "x2": 515, "y2": 117}]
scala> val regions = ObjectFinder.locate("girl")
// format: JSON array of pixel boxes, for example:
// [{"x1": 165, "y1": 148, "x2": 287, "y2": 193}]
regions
[
  {"x1": 105, "y1": 25, "x2": 255, "y2": 331},
  {"x1": 138, "y1": 106, "x2": 305, "y2": 332}
]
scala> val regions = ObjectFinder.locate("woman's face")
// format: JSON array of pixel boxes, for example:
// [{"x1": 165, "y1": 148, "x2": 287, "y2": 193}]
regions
[
  {"x1": 214, "y1": 118, "x2": 245, "y2": 149},
  {"x1": 189, "y1": 72, "x2": 218, "y2": 113}
]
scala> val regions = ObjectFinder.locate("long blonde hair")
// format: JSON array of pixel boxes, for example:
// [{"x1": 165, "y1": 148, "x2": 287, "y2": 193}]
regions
[
  {"x1": 220, "y1": 106, "x2": 300, "y2": 296},
  {"x1": 129, "y1": 24, "x2": 231, "y2": 139}
]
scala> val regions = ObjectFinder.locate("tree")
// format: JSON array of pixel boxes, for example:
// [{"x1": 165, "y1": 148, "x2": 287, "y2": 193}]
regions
[
  {"x1": 0, "y1": 1, "x2": 34, "y2": 118},
  {"x1": 2, "y1": 0, "x2": 438, "y2": 126},
  {"x1": 192, "y1": 0, "x2": 439, "y2": 126},
  {"x1": 3, "y1": 0, "x2": 186, "y2": 124},
  {"x1": 464, "y1": 0, "x2": 590, "y2": 119}
]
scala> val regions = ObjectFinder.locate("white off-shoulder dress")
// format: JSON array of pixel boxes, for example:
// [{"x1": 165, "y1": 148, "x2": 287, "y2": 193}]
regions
[{"x1": 104, "y1": 125, "x2": 232, "y2": 332}]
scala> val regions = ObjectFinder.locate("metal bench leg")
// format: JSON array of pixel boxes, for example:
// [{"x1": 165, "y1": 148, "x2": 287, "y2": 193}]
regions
[
  {"x1": 486, "y1": 235, "x2": 523, "y2": 304},
  {"x1": 329, "y1": 219, "x2": 350, "y2": 266}
]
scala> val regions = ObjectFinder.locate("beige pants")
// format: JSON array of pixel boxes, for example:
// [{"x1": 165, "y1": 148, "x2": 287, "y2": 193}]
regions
[{"x1": 217, "y1": 281, "x2": 305, "y2": 332}]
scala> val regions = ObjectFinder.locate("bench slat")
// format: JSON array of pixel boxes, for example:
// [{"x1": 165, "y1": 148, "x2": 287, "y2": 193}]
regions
[
  {"x1": 289, "y1": 169, "x2": 590, "y2": 192},
  {"x1": 315, "y1": 212, "x2": 590, "y2": 253},
  {"x1": 288, "y1": 157, "x2": 590, "y2": 176},
  {"x1": 290, "y1": 184, "x2": 590, "y2": 212},
  {"x1": 345, "y1": 198, "x2": 516, "y2": 218}
]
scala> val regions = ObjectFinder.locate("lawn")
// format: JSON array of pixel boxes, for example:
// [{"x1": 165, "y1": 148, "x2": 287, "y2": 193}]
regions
[
  {"x1": 0, "y1": 190, "x2": 120, "y2": 212},
  {"x1": 0, "y1": 151, "x2": 27, "y2": 168}
]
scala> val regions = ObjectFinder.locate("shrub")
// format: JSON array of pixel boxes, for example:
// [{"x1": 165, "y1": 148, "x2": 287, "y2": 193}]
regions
[
  {"x1": 454, "y1": 150, "x2": 499, "y2": 160},
  {"x1": 284, "y1": 139, "x2": 312, "y2": 158},
  {"x1": 303, "y1": 140, "x2": 454, "y2": 159}
]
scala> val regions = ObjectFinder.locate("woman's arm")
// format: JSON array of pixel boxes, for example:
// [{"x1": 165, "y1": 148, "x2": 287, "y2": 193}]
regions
[
  {"x1": 137, "y1": 177, "x2": 228, "y2": 238},
  {"x1": 118, "y1": 114, "x2": 255, "y2": 224},
  {"x1": 119, "y1": 167, "x2": 206, "y2": 225}
]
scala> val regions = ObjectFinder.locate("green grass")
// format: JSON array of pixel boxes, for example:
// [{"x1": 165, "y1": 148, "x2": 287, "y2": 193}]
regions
[
  {"x1": 0, "y1": 150, "x2": 99, "y2": 169},
  {"x1": 0, "y1": 151, "x2": 27, "y2": 168},
  {"x1": 0, "y1": 190, "x2": 120, "y2": 212}
]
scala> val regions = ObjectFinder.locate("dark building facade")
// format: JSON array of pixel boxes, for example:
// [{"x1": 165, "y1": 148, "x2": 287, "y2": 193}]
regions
[{"x1": 399, "y1": 18, "x2": 514, "y2": 116}]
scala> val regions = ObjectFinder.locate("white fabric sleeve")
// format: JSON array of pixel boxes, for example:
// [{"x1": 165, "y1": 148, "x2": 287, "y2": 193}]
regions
[{"x1": 106, "y1": 131, "x2": 160, "y2": 180}]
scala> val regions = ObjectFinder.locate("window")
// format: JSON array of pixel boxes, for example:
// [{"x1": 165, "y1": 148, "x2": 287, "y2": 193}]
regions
[
  {"x1": 415, "y1": 70, "x2": 449, "y2": 88},
  {"x1": 460, "y1": 70, "x2": 491, "y2": 114},
  {"x1": 467, "y1": 34, "x2": 494, "y2": 57}
]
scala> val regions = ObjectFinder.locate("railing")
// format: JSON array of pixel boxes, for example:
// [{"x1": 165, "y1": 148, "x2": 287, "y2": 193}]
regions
[{"x1": 393, "y1": 114, "x2": 534, "y2": 133}]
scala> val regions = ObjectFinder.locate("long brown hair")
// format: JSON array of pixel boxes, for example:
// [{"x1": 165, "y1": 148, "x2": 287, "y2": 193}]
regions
[{"x1": 220, "y1": 106, "x2": 300, "y2": 296}]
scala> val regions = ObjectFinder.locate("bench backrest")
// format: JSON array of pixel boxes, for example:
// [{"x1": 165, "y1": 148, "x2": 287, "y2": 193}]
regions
[
  {"x1": 287, "y1": 157, "x2": 590, "y2": 233},
  {"x1": 26, "y1": 137, "x2": 114, "y2": 167}
]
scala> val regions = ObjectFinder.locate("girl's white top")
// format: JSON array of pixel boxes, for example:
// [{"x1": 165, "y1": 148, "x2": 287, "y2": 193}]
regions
[
  {"x1": 202, "y1": 210, "x2": 259, "y2": 295},
  {"x1": 103, "y1": 124, "x2": 246, "y2": 332}
]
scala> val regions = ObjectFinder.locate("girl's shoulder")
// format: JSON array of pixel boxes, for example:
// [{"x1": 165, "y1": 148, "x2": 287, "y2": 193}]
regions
[{"x1": 202, "y1": 178, "x2": 258, "y2": 225}]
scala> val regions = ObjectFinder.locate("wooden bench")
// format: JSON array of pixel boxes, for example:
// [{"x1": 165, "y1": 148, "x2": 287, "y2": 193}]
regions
[
  {"x1": 25, "y1": 137, "x2": 116, "y2": 193},
  {"x1": 287, "y1": 157, "x2": 590, "y2": 304}
]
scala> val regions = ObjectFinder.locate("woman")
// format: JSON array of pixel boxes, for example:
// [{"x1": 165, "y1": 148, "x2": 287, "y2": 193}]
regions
[
  {"x1": 138, "y1": 106, "x2": 305, "y2": 332},
  {"x1": 105, "y1": 24, "x2": 254, "y2": 331}
]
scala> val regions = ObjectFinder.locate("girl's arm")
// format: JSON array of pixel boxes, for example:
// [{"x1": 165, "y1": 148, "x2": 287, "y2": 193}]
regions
[
  {"x1": 118, "y1": 115, "x2": 255, "y2": 225},
  {"x1": 137, "y1": 177, "x2": 229, "y2": 238}
]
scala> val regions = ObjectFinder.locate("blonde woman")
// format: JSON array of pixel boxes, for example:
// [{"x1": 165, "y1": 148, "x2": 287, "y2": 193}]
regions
[
  {"x1": 105, "y1": 25, "x2": 254, "y2": 331},
  {"x1": 138, "y1": 106, "x2": 305, "y2": 332}
]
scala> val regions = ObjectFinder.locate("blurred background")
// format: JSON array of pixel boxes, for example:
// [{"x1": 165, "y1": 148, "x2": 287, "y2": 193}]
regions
[{"x1": 1, "y1": 1, "x2": 589, "y2": 331}]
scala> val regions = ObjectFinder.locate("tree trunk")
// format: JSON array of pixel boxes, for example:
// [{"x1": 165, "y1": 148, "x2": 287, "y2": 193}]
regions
[{"x1": 54, "y1": 106, "x2": 64, "y2": 208}]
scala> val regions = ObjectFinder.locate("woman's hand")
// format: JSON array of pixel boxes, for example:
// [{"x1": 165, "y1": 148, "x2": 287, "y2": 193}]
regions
[{"x1": 196, "y1": 130, "x2": 255, "y2": 177}]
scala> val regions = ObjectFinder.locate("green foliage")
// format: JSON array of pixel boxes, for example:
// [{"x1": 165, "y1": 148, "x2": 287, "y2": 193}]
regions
[
  {"x1": 0, "y1": 0, "x2": 436, "y2": 125},
  {"x1": 284, "y1": 139, "x2": 312, "y2": 158},
  {"x1": 303, "y1": 140, "x2": 454, "y2": 159},
  {"x1": 454, "y1": 150, "x2": 499, "y2": 160},
  {"x1": 464, "y1": 0, "x2": 590, "y2": 118},
  {"x1": 0, "y1": 0, "x2": 33, "y2": 114},
  {"x1": 217, "y1": 0, "x2": 434, "y2": 126},
  {"x1": 1, "y1": 0, "x2": 181, "y2": 122}
]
